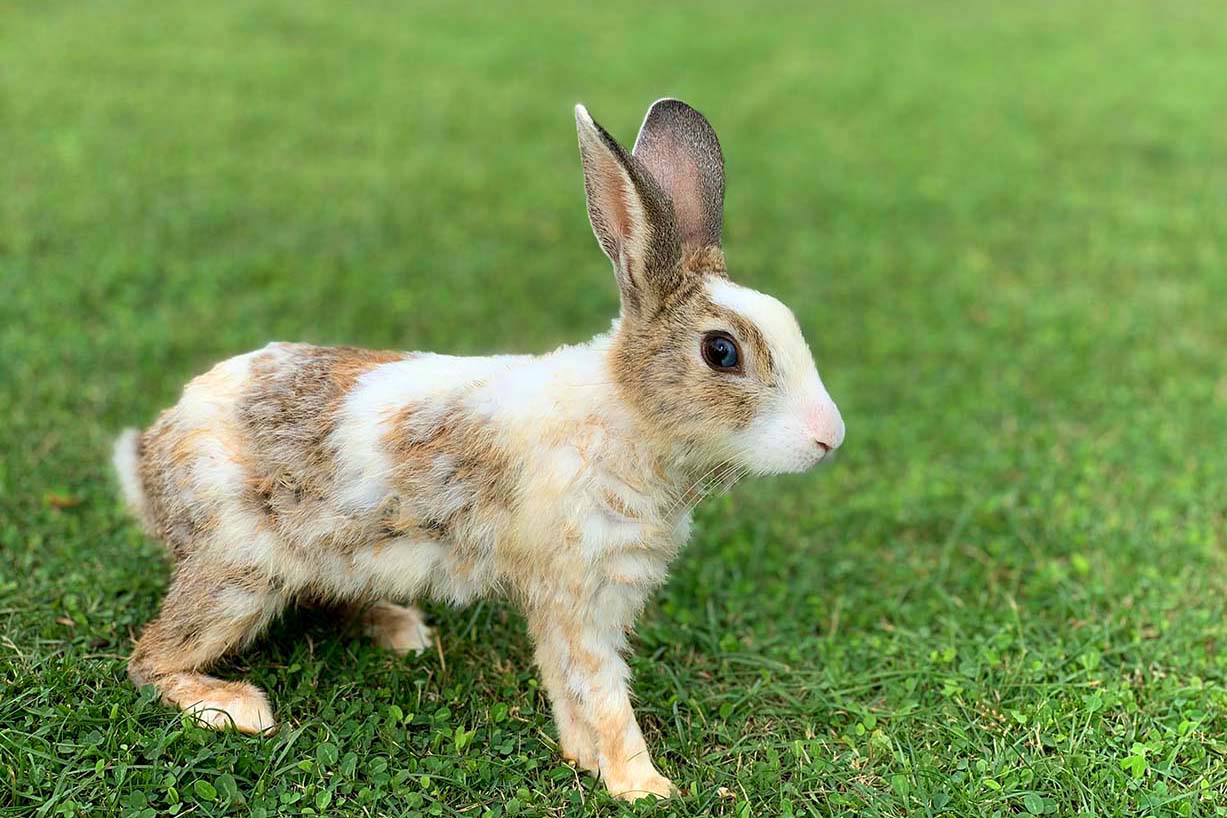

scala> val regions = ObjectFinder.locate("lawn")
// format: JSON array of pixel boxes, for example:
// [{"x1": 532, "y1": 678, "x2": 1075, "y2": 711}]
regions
[{"x1": 3, "y1": 1, "x2": 1227, "y2": 815}]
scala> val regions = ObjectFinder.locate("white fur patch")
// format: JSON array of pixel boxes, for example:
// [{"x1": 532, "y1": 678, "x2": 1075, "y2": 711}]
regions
[
  {"x1": 330, "y1": 354, "x2": 525, "y2": 510},
  {"x1": 706, "y1": 278, "x2": 818, "y2": 391},
  {"x1": 350, "y1": 536, "x2": 448, "y2": 599},
  {"x1": 177, "y1": 348, "x2": 263, "y2": 429},
  {"x1": 112, "y1": 428, "x2": 145, "y2": 518}
]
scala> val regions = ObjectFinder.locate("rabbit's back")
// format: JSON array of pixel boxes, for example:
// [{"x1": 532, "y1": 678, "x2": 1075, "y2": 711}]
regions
[{"x1": 129, "y1": 343, "x2": 524, "y2": 599}]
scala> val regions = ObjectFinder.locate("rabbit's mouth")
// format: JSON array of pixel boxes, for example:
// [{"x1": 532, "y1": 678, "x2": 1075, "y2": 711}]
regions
[{"x1": 801, "y1": 443, "x2": 838, "y2": 473}]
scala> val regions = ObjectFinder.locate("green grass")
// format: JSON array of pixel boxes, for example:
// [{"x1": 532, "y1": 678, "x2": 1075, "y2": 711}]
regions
[{"x1": 3, "y1": 1, "x2": 1227, "y2": 815}]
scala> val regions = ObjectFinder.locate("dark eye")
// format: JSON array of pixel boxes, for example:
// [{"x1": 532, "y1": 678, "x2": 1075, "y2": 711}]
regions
[{"x1": 701, "y1": 332, "x2": 741, "y2": 372}]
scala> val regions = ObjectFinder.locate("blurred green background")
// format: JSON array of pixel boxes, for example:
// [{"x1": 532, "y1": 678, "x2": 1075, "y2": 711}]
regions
[{"x1": 2, "y1": 1, "x2": 1227, "y2": 816}]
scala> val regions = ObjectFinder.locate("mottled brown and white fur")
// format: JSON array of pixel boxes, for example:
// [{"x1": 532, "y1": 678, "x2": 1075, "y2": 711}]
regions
[{"x1": 113, "y1": 99, "x2": 844, "y2": 800}]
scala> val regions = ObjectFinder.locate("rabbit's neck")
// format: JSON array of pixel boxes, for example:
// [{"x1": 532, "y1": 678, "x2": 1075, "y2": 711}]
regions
[{"x1": 528, "y1": 335, "x2": 726, "y2": 525}]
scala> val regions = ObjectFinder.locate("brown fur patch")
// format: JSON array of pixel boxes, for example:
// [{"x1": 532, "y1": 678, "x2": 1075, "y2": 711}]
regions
[
  {"x1": 382, "y1": 400, "x2": 518, "y2": 564},
  {"x1": 139, "y1": 418, "x2": 219, "y2": 559},
  {"x1": 238, "y1": 344, "x2": 408, "y2": 544},
  {"x1": 611, "y1": 266, "x2": 775, "y2": 445},
  {"x1": 600, "y1": 488, "x2": 640, "y2": 520},
  {"x1": 679, "y1": 245, "x2": 726, "y2": 277}
]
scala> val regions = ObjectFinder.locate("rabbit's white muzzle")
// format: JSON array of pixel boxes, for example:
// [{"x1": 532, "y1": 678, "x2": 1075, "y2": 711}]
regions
[{"x1": 734, "y1": 384, "x2": 844, "y2": 475}]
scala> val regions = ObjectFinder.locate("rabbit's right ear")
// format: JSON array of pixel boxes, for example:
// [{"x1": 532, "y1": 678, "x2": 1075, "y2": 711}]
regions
[
  {"x1": 575, "y1": 104, "x2": 682, "y2": 317},
  {"x1": 632, "y1": 99, "x2": 725, "y2": 251}
]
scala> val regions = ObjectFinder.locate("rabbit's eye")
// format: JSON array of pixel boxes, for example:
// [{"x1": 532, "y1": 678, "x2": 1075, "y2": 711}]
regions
[{"x1": 701, "y1": 332, "x2": 741, "y2": 373}]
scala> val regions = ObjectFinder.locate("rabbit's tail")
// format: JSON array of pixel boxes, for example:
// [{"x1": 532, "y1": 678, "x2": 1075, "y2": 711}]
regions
[{"x1": 113, "y1": 428, "x2": 149, "y2": 523}]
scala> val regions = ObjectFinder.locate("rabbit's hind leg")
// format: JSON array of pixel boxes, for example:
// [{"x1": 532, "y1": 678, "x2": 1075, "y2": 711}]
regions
[{"x1": 129, "y1": 561, "x2": 285, "y2": 735}]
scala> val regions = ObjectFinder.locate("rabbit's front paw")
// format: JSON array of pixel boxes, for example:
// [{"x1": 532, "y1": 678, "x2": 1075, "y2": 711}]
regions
[
  {"x1": 560, "y1": 735, "x2": 598, "y2": 774},
  {"x1": 362, "y1": 601, "x2": 434, "y2": 655},
  {"x1": 609, "y1": 771, "x2": 676, "y2": 801}
]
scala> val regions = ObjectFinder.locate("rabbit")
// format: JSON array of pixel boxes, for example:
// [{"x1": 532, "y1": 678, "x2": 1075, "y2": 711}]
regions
[{"x1": 113, "y1": 98, "x2": 845, "y2": 801}]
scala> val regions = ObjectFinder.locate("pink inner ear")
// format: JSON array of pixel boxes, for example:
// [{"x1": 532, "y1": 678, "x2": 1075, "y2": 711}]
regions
[
  {"x1": 670, "y1": 163, "x2": 704, "y2": 246},
  {"x1": 597, "y1": 153, "x2": 635, "y2": 243},
  {"x1": 641, "y1": 143, "x2": 704, "y2": 247}
]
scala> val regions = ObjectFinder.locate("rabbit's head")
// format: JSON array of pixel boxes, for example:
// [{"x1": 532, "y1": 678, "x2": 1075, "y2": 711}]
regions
[{"x1": 577, "y1": 99, "x2": 844, "y2": 475}]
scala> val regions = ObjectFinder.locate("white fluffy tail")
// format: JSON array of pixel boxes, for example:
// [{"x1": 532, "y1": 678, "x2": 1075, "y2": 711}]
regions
[{"x1": 113, "y1": 428, "x2": 148, "y2": 521}]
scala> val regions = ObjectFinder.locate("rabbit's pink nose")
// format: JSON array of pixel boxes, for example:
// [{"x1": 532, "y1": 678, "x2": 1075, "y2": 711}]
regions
[{"x1": 807, "y1": 401, "x2": 845, "y2": 452}]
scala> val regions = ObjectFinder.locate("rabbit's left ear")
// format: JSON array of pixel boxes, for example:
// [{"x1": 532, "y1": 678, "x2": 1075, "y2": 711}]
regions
[
  {"x1": 633, "y1": 99, "x2": 725, "y2": 250},
  {"x1": 576, "y1": 104, "x2": 683, "y2": 317}
]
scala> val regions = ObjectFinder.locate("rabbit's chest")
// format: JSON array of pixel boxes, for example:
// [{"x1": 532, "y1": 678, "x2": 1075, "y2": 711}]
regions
[{"x1": 569, "y1": 460, "x2": 693, "y2": 580}]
